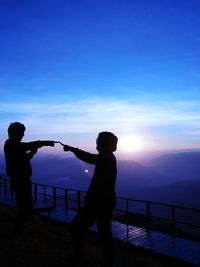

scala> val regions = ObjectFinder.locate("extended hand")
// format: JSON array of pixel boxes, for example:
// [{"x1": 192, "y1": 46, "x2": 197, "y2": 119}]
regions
[
  {"x1": 63, "y1": 145, "x2": 71, "y2": 151},
  {"x1": 44, "y1": 141, "x2": 55, "y2": 147},
  {"x1": 53, "y1": 141, "x2": 72, "y2": 151}
]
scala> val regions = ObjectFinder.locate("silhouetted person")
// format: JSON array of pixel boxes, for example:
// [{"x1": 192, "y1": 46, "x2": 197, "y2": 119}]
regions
[
  {"x1": 63, "y1": 131, "x2": 118, "y2": 267},
  {"x1": 4, "y1": 122, "x2": 55, "y2": 234}
]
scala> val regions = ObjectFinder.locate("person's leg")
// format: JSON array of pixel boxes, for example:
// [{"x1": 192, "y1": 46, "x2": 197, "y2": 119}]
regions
[
  {"x1": 23, "y1": 180, "x2": 33, "y2": 217},
  {"x1": 13, "y1": 180, "x2": 33, "y2": 234},
  {"x1": 97, "y1": 210, "x2": 114, "y2": 266},
  {"x1": 70, "y1": 205, "x2": 96, "y2": 260}
]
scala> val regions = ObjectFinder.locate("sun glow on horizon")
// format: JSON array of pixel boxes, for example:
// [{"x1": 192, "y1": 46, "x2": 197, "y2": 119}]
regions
[{"x1": 118, "y1": 135, "x2": 145, "y2": 153}]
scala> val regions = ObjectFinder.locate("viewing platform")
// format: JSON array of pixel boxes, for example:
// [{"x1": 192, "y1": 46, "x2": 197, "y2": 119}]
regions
[{"x1": 0, "y1": 177, "x2": 200, "y2": 266}]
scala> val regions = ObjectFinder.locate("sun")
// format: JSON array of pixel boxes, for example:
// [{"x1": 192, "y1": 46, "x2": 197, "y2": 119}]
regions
[{"x1": 119, "y1": 135, "x2": 144, "y2": 153}]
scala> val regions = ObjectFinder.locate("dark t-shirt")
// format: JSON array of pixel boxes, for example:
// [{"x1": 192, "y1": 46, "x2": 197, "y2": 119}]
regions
[
  {"x1": 72, "y1": 148, "x2": 117, "y2": 206},
  {"x1": 4, "y1": 139, "x2": 44, "y2": 180}
]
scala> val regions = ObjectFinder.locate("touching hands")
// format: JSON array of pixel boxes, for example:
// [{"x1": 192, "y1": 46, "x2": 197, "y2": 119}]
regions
[
  {"x1": 53, "y1": 141, "x2": 71, "y2": 151},
  {"x1": 48, "y1": 141, "x2": 72, "y2": 152}
]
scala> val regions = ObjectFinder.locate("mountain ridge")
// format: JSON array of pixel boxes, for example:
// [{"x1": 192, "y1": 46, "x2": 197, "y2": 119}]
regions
[{"x1": 0, "y1": 152, "x2": 200, "y2": 208}]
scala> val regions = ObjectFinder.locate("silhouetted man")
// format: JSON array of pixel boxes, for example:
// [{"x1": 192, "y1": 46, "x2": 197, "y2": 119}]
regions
[
  {"x1": 4, "y1": 122, "x2": 55, "y2": 234},
  {"x1": 63, "y1": 131, "x2": 118, "y2": 267}
]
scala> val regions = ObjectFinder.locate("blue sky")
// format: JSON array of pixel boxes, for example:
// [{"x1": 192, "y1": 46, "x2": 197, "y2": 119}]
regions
[{"x1": 0, "y1": 0, "x2": 200, "y2": 157}]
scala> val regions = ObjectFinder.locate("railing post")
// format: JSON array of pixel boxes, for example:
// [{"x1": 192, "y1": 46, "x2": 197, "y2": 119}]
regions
[
  {"x1": 53, "y1": 187, "x2": 56, "y2": 207},
  {"x1": 126, "y1": 199, "x2": 129, "y2": 241},
  {"x1": 172, "y1": 205, "x2": 176, "y2": 236},
  {"x1": 43, "y1": 185, "x2": 47, "y2": 204},
  {"x1": 77, "y1": 191, "x2": 81, "y2": 210},
  {"x1": 34, "y1": 184, "x2": 37, "y2": 203},
  {"x1": 65, "y1": 189, "x2": 68, "y2": 210},
  {"x1": 147, "y1": 201, "x2": 151, "y2": 231}
]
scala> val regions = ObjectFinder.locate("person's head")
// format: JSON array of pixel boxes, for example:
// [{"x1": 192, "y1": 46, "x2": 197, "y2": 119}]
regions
[
  {"x1": 8, "y1": 122, "x2": 25, "y2": 141},
  {"x1": 96, "y1": 131, "x2": 118, "y2": 153}
]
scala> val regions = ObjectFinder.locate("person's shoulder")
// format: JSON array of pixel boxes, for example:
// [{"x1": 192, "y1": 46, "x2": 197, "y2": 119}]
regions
[
  {"x1": 109, "y1": 152, "x2": 116, "y2": 158},
  {"x1": 4, "y1": 139, "x2": 21, "y2": 148},
  {"x1": 4, "y1": 139, "x2": 12, "y2": 147},
  {"x1": 4, "y1": 139, "x2": 13, "y2": 152},
  {"x1": 4, "y1": 139, "x2": 9, "y2": 144}
]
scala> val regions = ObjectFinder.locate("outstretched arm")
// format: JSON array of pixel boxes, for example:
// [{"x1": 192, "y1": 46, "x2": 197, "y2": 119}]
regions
[
  {"x1": 22, "y1": 140, "x2": 55, "y2": 151},
  {"x1": 63, "y1": 144, "x2": 98, "y2": 164}
]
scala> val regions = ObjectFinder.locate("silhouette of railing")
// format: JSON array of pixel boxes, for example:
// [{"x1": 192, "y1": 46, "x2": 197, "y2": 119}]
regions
[{"x1": 0, "y1": 177, "x2": 200, "y2": 241}]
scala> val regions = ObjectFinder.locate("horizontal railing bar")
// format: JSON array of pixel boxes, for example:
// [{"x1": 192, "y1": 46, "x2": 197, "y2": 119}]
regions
[
  {"x1": 174, "y1": 220, "x2": 200, "y2": 229},
  {"x1": 32, "y1": 184, "x2": 200, "y2": 214},
  {"x1": 31, "y1": 180, "x2": 200, "y2": 214},
  {"x1": 32, "y1": 182, "x2": 86, "y2": 193},
  {"x1": 117, "y1": 197, "x2": 200, "y2": 213},
  {"x1": 148, "y1": 215, "x2": 200, "y2": 228},
  {"x1": 1, "y1": 177, "x2": 200, "y2": 231}
]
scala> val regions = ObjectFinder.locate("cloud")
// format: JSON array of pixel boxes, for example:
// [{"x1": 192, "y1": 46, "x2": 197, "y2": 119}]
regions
[
  {"x1": 0, "y1": 97, "x2": 200, "y2": 137},
  {"x1": 185, "y1": 130, "x2": 200, "y2": 136}
]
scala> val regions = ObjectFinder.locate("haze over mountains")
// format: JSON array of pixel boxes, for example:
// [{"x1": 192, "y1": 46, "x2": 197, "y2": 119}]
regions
[{"x1": 0, "y1": 151, "x2": 199, "y2": 209}]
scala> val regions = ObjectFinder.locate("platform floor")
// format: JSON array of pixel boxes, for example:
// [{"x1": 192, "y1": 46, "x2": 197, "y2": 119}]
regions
[{"x1": 1, "y1": 192, "x2": 200, "y2": 266}]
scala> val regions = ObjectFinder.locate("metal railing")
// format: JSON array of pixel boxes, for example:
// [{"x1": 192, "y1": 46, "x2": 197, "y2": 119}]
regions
[{"x1": 0, "y1": 177, "x2": 200, "y2": 241}]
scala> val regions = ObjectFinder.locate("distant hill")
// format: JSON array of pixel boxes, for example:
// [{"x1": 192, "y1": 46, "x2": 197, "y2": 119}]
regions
[
  {"x1": 30, "y1": 156, "x2": 168, "y2": 193},
  {"x1": 0, "y1": 152, "x2": 200, "y2": 208},
  {"x1": 149, "y1": 152, "x2": 200, "y2": 181},
  {"x1": 116, "y1": 160, "x2": 169, "y2": 198},
  {"x1": 31, "y1": 155, "x2": 92, "y2": 190},
  {"x1": 32, "y1": 156, "x2": 195, "y2": 207},
  {"x1": 152, "y1": 180, "x2": 200, "y2": 208},
  {"x1": 116, "y1": 159, "x2": 200, "y2": 208}
]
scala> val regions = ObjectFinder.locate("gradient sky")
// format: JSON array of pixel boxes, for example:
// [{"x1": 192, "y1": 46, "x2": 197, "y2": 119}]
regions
[{"x1": 0, "y1": 0, "x2": 200, "y2": 157}]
